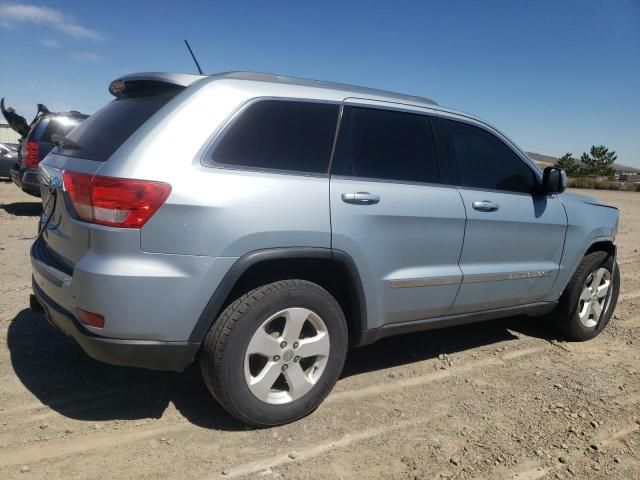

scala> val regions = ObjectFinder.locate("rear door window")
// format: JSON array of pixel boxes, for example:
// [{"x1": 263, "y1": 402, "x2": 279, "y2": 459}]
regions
[
  {"x1": 210, "y1": 100, "x2": 340, "y2": 174},
  {"x1": 331, "y1": 106, "x2": 440, "y2": 183},
  {"x1": 58, "y1": 89, "x2": 181, "y2": 162}
]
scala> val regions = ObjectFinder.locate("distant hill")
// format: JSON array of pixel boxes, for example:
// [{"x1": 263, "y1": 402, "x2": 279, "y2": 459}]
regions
[{"x1": 526, "y1": 152, "x2": 640, "y2": 174}]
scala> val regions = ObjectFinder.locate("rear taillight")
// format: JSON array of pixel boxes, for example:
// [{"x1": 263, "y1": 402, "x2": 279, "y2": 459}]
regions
[
  {"x1": 62, "y1": 171, "x2": 171, "y2": 228},
  {"x1": 24, "y1": 141, "x2": 39, "y2": 169}
]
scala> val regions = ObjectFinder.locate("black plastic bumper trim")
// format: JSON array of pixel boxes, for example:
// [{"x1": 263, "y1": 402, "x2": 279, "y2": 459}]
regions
[
  {"x1": 32, "y1": 279, "x2": 198, "y2": 372},
  {"x1": 10, "y1": 167, "x2": 41, "y2": 196},
  {"x1": 360, "y1": 301, "x2": 558, "y2": 345}
]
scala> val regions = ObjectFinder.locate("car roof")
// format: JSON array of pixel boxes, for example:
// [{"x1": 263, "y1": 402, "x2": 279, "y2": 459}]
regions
[
  {"x1": 112, "y1": 71, "x2": 438, "y2": 107},
  {"x1": 110, "y1": 71, "x2": 510, "y2": 139},
  {"x1": 110, "y1": 71, "x2": 539, "y2": 176},
  {"x1": 212, "y1": 71, "x2": 439, "y2": 106}
]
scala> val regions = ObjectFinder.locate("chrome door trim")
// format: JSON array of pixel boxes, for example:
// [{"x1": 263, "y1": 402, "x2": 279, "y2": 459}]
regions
[
  {"x1": 389, "y1": 275, "x2": 462, "y2": 289},
  {"x1": 388, "y1": 270, "x2": 555, "y2": 289},
  {"x1": 463, "y1": 270, "x2": 555, "y2": 284}
]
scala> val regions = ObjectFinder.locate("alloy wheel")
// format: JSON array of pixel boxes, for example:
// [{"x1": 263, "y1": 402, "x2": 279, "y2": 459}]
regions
[
  {"x1": 577, "y1": 267, "x2": 611, "y2": 328},
  {"x1": 244, "y1": 308, "x2": 330, "y2": 404}
]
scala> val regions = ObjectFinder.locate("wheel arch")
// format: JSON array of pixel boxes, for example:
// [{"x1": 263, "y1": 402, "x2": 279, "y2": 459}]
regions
[
  {"x1": 585, "y1": 238, "x2": 616, "y2": 259},
  {"x1": 188, "y1": 248, "x2": 368, "y2": 347}
]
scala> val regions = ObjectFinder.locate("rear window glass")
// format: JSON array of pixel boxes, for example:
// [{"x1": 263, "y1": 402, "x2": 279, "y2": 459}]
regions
[
  {"x1": 36, "y1": 117, "x2": 84, "y2": 144},
  {"x1": 211, "y1": 100, "x2": 339, "y2": 174},
  {"x1": 58, "y1": 89, "x2": 180, "y2": 162}
]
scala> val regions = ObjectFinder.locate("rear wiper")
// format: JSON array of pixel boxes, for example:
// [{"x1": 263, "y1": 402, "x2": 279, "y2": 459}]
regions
[{"x1": 55, "y1": 137, "x2": 82, "y2": 151}]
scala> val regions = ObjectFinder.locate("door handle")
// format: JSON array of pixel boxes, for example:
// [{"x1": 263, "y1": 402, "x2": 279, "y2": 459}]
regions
[
  {"x1": 341, "y1": 192, "x2": 380, "y2": 205},
  {"x1": 472, "y1": 200, "x2": 500, "y2": 212}
]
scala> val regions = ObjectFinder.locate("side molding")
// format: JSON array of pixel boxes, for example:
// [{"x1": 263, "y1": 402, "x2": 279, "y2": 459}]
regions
[{"x1": 359, "y1": 301, "x2": 557, "y2": 345}]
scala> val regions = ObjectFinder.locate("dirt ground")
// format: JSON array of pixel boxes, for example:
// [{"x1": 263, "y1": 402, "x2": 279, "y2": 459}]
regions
[{"x1": 0, "y1": 179, "x2": 638, "y2": 480}]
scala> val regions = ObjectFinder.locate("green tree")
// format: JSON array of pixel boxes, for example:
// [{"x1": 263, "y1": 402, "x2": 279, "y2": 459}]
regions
[
  {"x1": 556, "y1": 152, "x2": 581, "y2": 176},
  {"x1": 580, "y1": 145, "x2": 617, "y2": 177}
]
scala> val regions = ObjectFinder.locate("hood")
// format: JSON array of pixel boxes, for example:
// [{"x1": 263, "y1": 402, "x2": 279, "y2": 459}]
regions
[
  {"x1": 562, "y1": 192, "x2": 617, "y2": 210},
  {"x1": 1, "y1": 98, "x2": 50, "y2": 138},
  {"x1": 1, "y1": 97, "x2": 30, "y2": 137}
]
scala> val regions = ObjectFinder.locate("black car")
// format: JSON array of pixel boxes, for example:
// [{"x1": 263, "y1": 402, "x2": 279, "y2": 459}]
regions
[{"x1": 1, "y1": 98, "x2": 87, "y2": 196}]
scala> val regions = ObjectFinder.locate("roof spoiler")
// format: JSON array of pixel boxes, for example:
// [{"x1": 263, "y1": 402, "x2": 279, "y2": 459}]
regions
[{"x1": 109, "y1": 72, "x2": 205, "y2": 98}]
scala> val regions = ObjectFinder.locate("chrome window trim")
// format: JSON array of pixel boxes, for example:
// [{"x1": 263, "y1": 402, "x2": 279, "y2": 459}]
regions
[
  {"x1": 198, "y1": 94, "x2": 540, "y2": 190},
  {"x1": 342, "y1": 97, "x2": 435, "y2": 116}
]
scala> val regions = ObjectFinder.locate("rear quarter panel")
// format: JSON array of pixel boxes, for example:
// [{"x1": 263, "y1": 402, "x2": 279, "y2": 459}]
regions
[
  {"x1": 92, "y1": 78, "x2": 335, "y2": 257},
  {"x1": 140, "y1": 167, "x2": 331, "y2": 256}
]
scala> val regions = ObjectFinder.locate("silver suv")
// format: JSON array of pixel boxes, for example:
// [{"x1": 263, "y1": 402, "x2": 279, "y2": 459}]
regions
[{"x1": 32, "y1": 72, "x2": 620, "y2": 426}]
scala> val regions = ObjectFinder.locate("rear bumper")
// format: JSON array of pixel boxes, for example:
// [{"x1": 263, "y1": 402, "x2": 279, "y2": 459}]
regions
[
  {"x1": 10, "y1": 166, "x2": 41, "y2": 196},
  {"x1": 32, "y1": 279, "x2": 199, "y2": 371},
  {"x1": 30, "y1": 226, "x2": 238, "y2": 369}
]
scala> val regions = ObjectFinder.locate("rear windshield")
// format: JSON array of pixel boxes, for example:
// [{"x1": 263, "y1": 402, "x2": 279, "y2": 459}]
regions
[
  {"x1": 57, "y1": 89, "x2": 181, "y2": 162},
  {"x1": 33, "y1": 116, "x2": 83, "y2": 144}
]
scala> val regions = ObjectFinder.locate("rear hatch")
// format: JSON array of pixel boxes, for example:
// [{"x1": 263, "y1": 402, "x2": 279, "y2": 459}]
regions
[
  {"x1": 20, "y1": 114, "x2": 86, "y2": 170},
  {"x1": 38, "y1": 77, "x2": 188, "y2": 268},
  {"x1": 1, "y1": 97, "x2": 30, "y2": 138}
]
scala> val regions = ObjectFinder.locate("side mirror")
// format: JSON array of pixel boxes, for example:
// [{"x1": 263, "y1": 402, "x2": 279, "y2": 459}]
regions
[{"x1": 542, "y1": 167, "x2": 567, "y2": 194}]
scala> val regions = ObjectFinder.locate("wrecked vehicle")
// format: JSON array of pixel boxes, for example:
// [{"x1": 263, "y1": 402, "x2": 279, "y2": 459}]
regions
[{"x1": 1, "y1": 98, "x2": 87, "y2": 196}]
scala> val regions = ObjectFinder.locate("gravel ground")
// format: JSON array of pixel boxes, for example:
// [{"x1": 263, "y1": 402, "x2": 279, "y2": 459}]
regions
[{"x1": 0, "y1": 180, "x2": 638, "y2": 479}]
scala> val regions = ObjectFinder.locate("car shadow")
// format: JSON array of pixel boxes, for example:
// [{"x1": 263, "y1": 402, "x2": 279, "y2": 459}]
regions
[
  {"x1": 7, "y1": 308, "x2": 557, "y2": 430},
  {"x1": 342, "y1": 314, "x2": 556, "y2": 377},
  {"x1": 7, "y1": 309, "x2": 244, "y2": 431},
  {"x1": 1, "y1": 202, "x2": 42, "y2": 216}
]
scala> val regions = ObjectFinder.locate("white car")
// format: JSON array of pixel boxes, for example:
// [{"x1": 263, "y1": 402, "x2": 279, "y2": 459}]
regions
[{"x1": 0, "y1": 143, "x2": 17, "y2": 179}]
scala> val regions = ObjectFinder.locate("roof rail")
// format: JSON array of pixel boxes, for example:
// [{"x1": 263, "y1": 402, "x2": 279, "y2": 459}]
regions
[{"x1": 213, "y1": 71, "x2": 438, "y2": 106}]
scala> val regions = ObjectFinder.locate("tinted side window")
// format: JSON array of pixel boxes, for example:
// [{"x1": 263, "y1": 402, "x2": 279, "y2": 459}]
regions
[
  {"x1": 432, "y1": 117, "x2": 536, "y2": 193},
  {"x1": 332, "y1": 107, "x2": 440, "y2": 183},
  {"x1": 212, "y1": 101, "x2": 339, "y2": 174}
]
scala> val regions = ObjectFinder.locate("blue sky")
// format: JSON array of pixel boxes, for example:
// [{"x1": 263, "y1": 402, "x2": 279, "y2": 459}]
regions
[{"x1": 1, "y1": 0, "x2": 639, "y2": 167}]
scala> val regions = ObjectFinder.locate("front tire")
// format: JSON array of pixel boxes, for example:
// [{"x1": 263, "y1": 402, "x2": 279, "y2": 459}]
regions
[
  {"x1": 551, "y1": 251, "x2": 620, "y2": 341},
  {"x1": 200, "y1": 280, "x2": 348, "y2": 427}
]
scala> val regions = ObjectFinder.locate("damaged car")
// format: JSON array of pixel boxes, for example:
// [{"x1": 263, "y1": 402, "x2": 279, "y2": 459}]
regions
[{"x1": 1, "y1": 98, "x2": 87, "y2": 196}]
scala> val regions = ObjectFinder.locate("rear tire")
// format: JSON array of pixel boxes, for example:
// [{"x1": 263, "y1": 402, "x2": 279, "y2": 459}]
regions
[
  {"x1": 550, "y1": 251, "x2": 620, "y2": 341},
  {"x1": 200, "y1": 280, "x2": 348, "y2": 427}
]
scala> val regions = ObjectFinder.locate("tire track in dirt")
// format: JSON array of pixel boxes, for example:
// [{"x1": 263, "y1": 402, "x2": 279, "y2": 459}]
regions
[
  {"x1": 501, "y1": 423, "x2": 640, "y2": 479},
  {"x1": 3, "y1": 344, "x2": 548, "y2": 427},
  {"x1": 618, "y1": 290, "x2": 640, "y2": 302},
  {"x1": 204, "y1": 416, "x2": 444, "y2": 479},
  {"x1": 0, "y1": 423, "x2": 187, "y2": 467},
  {"x1": 328, "y1": 347, "x2": 546, "y2": 403},
  {"x1": 0, "y1": 344, "x2": 548, "y2": 464}
]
